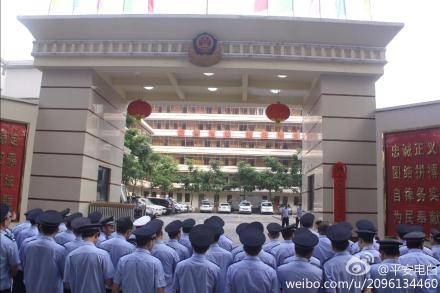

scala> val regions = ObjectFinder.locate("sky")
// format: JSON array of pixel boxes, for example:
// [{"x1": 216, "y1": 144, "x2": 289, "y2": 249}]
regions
[{"x1": 1, "y1": 0, "x2": 439, "y2": 109}]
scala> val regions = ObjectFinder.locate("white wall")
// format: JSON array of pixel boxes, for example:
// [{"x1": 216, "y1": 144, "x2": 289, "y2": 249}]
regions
[{"x1": 2, "y1": 61, "x2": 42, "y2": 99}]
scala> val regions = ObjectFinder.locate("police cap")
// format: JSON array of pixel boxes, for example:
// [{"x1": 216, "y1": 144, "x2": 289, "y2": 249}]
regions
[
  {"x1": 266, "y1": 223, "x2": 282, "y2": 233},
  {"x1": 189, "y1": 224, "x2": 214, "y2": 246},
  {"x1": 36, "y1": 210, "x2": 64, "y2": 227},
  {"x1": 182, "y1": 218, "x2": 196, "y2": 229},
  {"x1": 240, "y1": 227, "x2": 265, "y2": 246},
  {"x1": 88, "y1": 211, "x2": 102, "y2": 224},
  {"x1": 300, "y1": 213, "x2": 315, "y2": 227},
  {"x1": 165, "y1": 220, "x2": 183, "y2": 233},
  {"x1": 293, "y1": 228, "x2": 319, "y2": 249},
  {"x1": 327, "y1": 223, "x2": 352, "y2": 242}
]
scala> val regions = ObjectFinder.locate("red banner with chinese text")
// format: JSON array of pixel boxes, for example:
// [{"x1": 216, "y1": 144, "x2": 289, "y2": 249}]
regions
[
  {"x1": 0, "y1": 120, "x2": 28, "y2": 219},
  {"x1": 384, "y1": 127, "x2": 440, "y2": 236}
]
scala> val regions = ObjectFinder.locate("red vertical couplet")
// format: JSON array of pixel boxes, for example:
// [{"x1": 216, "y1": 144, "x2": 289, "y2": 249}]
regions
[
  {"x1": 332, "y1": 162, "x2": 347, "y2": 222},
  {"x1": 0, "y1": 120, "x2": 28, "y2": 220}
]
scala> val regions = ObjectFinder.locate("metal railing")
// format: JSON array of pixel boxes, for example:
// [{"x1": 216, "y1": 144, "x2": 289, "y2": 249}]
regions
[{"x1": 88, "y1": 201, "x2": 144, "y2": 220}]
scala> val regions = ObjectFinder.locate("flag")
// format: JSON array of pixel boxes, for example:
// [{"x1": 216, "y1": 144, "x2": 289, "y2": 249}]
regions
[
  {"x1": 346, "y1": 0, "x2": 371, "y2": 20},
  {"x1": 254, "y1": 0, "x2": 268, "y2": 11},
  {"x1": 308, "y1": 0, "x2": 321, "y2": 17},
  {"x1": 73, "y1": 0, "x2": 98, "y2": 14},
  {"x1": 148, "y1": 0, "x2": 154, "y2": 13},
  {"x1": 335, "y1": 0, "x2": 346, "y2": 19}
]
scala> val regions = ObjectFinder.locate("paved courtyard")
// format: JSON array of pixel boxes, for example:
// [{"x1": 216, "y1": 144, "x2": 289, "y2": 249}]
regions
[{"x1": 160, "y1": 212, "x2": 287, "y2": 243}]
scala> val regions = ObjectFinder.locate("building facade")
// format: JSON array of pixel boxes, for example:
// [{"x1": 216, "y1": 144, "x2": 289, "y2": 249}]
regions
[{"x1": 144, "y1": 103, "x2": 302, "y2": 209}]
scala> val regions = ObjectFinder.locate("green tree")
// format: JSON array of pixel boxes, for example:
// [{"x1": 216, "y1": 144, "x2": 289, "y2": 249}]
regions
[
  {"x1": 201, "y1": 160, "x2": 227, "y2": 196},
  {"x1": 256, "y1": 157, "x2": 288, "y2": 201},
  {"x1": 122, "y1": 154, "x2": 145, "y2": 192},
  {"x1": 237, "y1": 161, "x2": 257, "y2": 199},
  {"x1": 150, "y1": 155, "x2": 179, "y2": 195},
  {"x1": 179, "y1": 158, "x2": 203, "y2": 207}
]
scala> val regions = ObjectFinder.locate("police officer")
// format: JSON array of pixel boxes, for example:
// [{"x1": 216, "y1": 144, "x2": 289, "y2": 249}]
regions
[
  {"x1": 64, "y1": 217, "x2": 88, "y2": 254},
  {"x1": 230, "y1": 223, "x2": 249, "y2": 258},
  {"x1": 323, "y1": 223, "x2": 369, "y2": 293},
  {"x1": 173, "y1": 224, "x2": 220, "y2": 293},
  {"x1": 262, "y1": 223, "x2": 281, "y2": 253},
  {"x1": 281, "y1": 228, "x2": 321, "y2": 268},
  {"x1": 179, "y1": 218, "x2": 195, "y2": 255},
  {"x1": 234, "y1": 222, "x2": 277, "y2": 270},
  {"x1": 165, "y1": 220, "x2": 189, "y2": 260},
  {"x1": 64, "y1": 217, "x2": 114, "y2": 293},
  {"x1": 430, "y1": 229, "x2": 440, "y2": 261},
  {"x1": 353, "y1": 219, "x2": 381, "y2": 265},
  {"x1": 312, "y1": 221, "x2": 334, "y2": 264},
  {"x1": 398, "y1": 225, "x2": 433, "y2": 256},
  {"x1": 370, "y1": 239, "x2": 416, "y2": 293},
  {"x1": 1, "y1": 204, "x2": 20, "y2": 293},
  {"x1": 277, "y1": 229, "x2": 323, "y2": 292},
  {"x1": 55, "y1": 212, "x2": 82, "y2": 246},
  {"x1": 12, "y1": 209, "x2": 41, "y2": 239},
  {"x1": 207, "y1": 216, "x2": 235, "y2": 251},
  {"x1": 23, "y1": 210, "x2": 66, "y2": 293},
  {"x1": 97, "y1": 216, "x2": 115, "y2": 246},
  {"x1": 151, "y1": 219, "x2": 179, "y2": 293},
  {"x1": 280, "y1": 205, "x2": 290, "y2": 228},
  {"x1": 300, "y1": 213, "x2": 319, "y2": 237},
  {"x1": 205, "y1": 222, "x2": 233, "y2": 293},
  {"x1": 271, "y1": 224, "x2": 295, "y2": 266},
  {"x1": 16, "y1": 208, "x2": 42, "y2": 249},
  {"x1": 88, "y1": 211, "x2": 103, "y2": 224},
  {"x1": 98, "y1": 217, "x2": 135, "y2": 269},
  {"x1": 58, "y1": 209, "x2": 70, "y2": 233},
  {"x1": 398, "y1": 231, "x2": 439, "y2": 293},
  {"x1": 112, "y1": 221, "x2": 166, "y2": 293},
  {"x1": 226, "y1": 226, "x2": 278, "y2": 292}
]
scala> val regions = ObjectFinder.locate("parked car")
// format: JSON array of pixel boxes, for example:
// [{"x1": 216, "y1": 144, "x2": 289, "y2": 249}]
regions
[
  {"x1": 260, "y1": 201, "x2": 274, "y2": 214},
  {"x1": 147, "y1": 197, "x2": 175, "y2": 215},
  {"x1": 218, "y1": 202, "x2": 231, "y2": 213},
  {"x1": 137, "y1": 198, "x2": 166, "y2": 216},
  {"x1": 238, "y1": 200, "x2": 252, "y2": 214},
  {"x1": 173, "y1": 201, "x2": 189, "y2": 213},
  {"x1": 199, "y1": 200, "x2": 214, "y2": 213}
]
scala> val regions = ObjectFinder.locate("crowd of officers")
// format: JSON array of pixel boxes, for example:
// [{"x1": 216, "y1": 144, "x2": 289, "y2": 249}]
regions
[{"x1": 1, "y1": 203, "x2": 440, "y2": 293}]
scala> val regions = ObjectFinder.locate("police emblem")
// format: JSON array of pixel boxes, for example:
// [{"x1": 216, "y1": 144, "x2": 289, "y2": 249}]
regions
[{"x1": 188, "y1": 33, "x2": 222, "y2": 67}]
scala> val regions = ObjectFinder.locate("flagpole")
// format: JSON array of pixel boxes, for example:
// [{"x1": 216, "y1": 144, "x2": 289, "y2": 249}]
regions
[{"x1": 206, "y1": 0, "x2": 209, "y2": 15}]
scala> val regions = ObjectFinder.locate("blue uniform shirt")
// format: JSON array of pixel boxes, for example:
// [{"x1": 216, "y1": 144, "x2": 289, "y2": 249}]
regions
[
  {"x1": 179, "y1": 233, "x2": 192, "y2": 255},
  {"x1": 16, "y1": 226, "x2": 38, "y2": 249},
  {"x1": 398, "y1": 249, "x2": 440, "y2": 293},
  {"x1": 350, "y1": 239, "x2": 379, "y2": 254},
  {"x1": 0, "y1": 230, "x2": 20, "y2": 290},
  {"x1": 114, "y1": 248, "x2": 167, "y2": 293},
  {"x1": 64, "y1": 237, "x2": 87, "y2": 254},
  {"x1": 370, "y1": 259, "x2": 416, "y2": 293},
  {"x1": 12, "y1": 221, "x2": 31, "y2": 239},
  {"x1": 218, "y1": 234, "x2": 234, "y2": 251},
  {"x1": 206, "y1": 243, "x2": 233, "y2": 293},
  {"x1": 431, "y1": 244, "x2": 440, "y2": 261},
  {"x1": 167, "y1": 239, "x2": 189, "y2": 261},
  {"x1": 23, "y1": 235, "x2": 66, "y2": 293},
  {"x1": 271, "y1": 240, "x2": 295, "y2": 266},
  {"x1": 230, "y1": 245, "x2": 244, "y2": 259},
  {"x1": 277, "y1": 256, "x2": 323, "y2": 293},
  {"x1": 323, "y1": 251, "x2": 369, "y2": 293},
  {"x1": 152, "y1": 240, "x2": 180, "y2": 293},
  {"x1": 98, "y1": 234, "x2": 136, "y2": 269},
  {"x1": 226, "y1": 255, "x2": 279, "y2": 293},
  {"x1": 234, "y1": 249, "x2": 277, "y2": 270},
  {"x1": 55, "y1": 229, "x2": 76, "y2": 246},
  {"x1": 263, "y1": 239, "x2": 280, "y2": 254},
  {"x1": 64, "y1": 241, "x2": 114, "y2": 293},
  {"x1": 58, "y1": 223, "x2": 67, "y2": 233},
  {"x1": 173, "y1": 253, "x2": 220, "y2": 293},
  {"x1": 281, "y1": 207, "x2": 290, "y2": 218},
  {"x1": 283, "y1": 255, "x2": 321, "y2": 268},
  {"x1": 353, "y1": 244, "x2": 382, "y2": 265},
  {"x1": 313, "y1": 235, "x2": 334, "y2": 265},
  {"x1": 18, "y1": 234, "x2": 40, "y2": 268}
]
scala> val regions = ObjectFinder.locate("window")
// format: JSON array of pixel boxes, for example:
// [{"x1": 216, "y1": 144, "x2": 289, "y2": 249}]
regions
[
  {"x1": 187, "y1": 140, "x2": 194, "y2": 147},
  {"x1": 308, "y1": 175, "x2": 315, "y2": 211},
  {"x1": 206, "y1": 124, "x2": 211, "y2": 130},
  {"x1": 262, "y1": 196, "x2": 268, "y2": 200},
  {"x1": 224, "y1": 141, "x2": 229, "y2": 148},
  {"x1": 165, "y1": 123, "x2": 169, "y2": 129},
  {"x1": 224, "y1": 158, "x2": 229, "y2": 165},
  {"x1": 227, "y1": 195, "x2": 232, "y2": 202},
  {"x1": 177, "y1": 193, "x2": 182, "y2": 202},
  {"x1": 204, "y1": 157, "x2": 210, "y2": 165},
  {"x1": 205, "y1": 140, "x2": 210, "y2": 147},
  {"x1": 179, "y1": 157, "x2": 185, "y2": 164},
  {"x1": 249, "y1": 125, "x2": 255, "y2": 131},
  {"x1": 258, "y1": 108, "x2": 264, "y2": 115},
  {"x1": 239, "y1": 124, "x2": 246, "y2": 131},
  {"x1": 206, "y1": 107, "x2": 212, "y2": 114},
  {"x1": 217, "y1": 108, "x2": 222, "y2": 114},
  {"x1": 241, "y1": 108, "x2": 248, "y2": 114},
  {"x1": 249, "y1": 142, "x2": 255, "y2": 148},
  {"x1": 182, "y1": 123, "x2": 186, "y2": 130},
  {"x1": 250, "y1": 108, "x2": 256, "y2": 115},
  {"x1": 166, "y1": 106, "x2": 171, "y2": 113},
  {"x1": 157, "y1": 123, "x2": 161, "y2": 129},
  {"x1": 174, "y1": 123, "x2": 178, "y2": 129},
  {"x1": 185, "y1": 193, "x2": 190, "y2": 202},
  {"x1": 266, "y1": 125, "x2": 272, "y2": 131},
  {"x1": 181, "y1": 140, "x2": 185, "y2": 146},
  {"x1": 283, "y1": 143, "x2": 288, "y2": 149},
  {"x1": 164, "y1": 139, "x2": 169, "y2": 146},
  {"x1": 231, "y1": 159, "x2": 237, "y2": 166},
  {"x1": 217, "y1": 124, "x2": 222, "y2": 130},
  {"x1": 183, "y1": 106, "x2": 188, "y2": 113},
  {"x1": 198, "y1": 124, "x2": 204, "y2": 130},
  {"x1": 225, "y1": 125, "x2": 230, "y2": 130},
  {"x1": 233, "y1": 108, "x2": 239, "y2": 114},
  {"x1": 97, "y1": 166, "x2": 110, "y2": 201},
  {"x1": 266, "y1": 142, "x2": 272, "y2": 149},
  {"x1": 225, "y1": 108, "x2": 231, "y2": 114},
  {"x1": 283, "y1": 126, "x2": 289, "y2": 132},
  {"x1": 216, "y1": 141, "x2": 221, "y2": 147},
  {"x1": 191, "y1": 107, "x2": 196, "y2": 113}
]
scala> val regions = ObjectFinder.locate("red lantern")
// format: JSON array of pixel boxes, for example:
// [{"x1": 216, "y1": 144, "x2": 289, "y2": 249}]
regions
[
  {"x1": 127, "y1": 100, "x2": 152, "y2": 120},
  {"x1": 261, "y1": 131, "x2": 269, "y2": 139},
  {"x1": 245, "y1": 130, "x2": 253, "y2": 139},
  {"x1": 265, "y1": 102, "x2": 290, "y2": 123},
  {"x1": 223, "y1": 130, "x2": 231, "y2": 138},
  {"x1": 208, "y1": 129, "x2": 216, "y2": 138}
]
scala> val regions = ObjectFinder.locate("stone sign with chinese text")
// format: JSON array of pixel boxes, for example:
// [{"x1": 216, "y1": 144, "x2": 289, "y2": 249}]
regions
[
  {"x1": 384, "y1": 127, "x2": 440, "y2": 236},
  {"x1": 0, "y1": 120, "x2": 28, "y2": 219}
]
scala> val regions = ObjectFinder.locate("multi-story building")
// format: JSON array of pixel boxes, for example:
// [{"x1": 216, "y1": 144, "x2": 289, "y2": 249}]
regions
[{"x1": 144, "y1": 103, "x2": 302, "y2": 210}]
